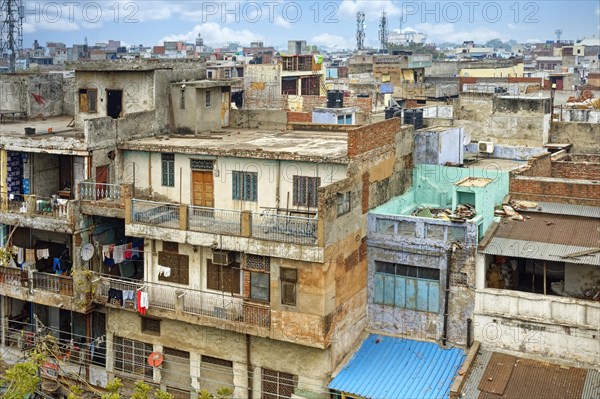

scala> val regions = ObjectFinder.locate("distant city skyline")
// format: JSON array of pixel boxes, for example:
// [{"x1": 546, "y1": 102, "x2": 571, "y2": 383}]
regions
[{"x1": 21, "y1": 0, "x2": 600, "y2": 50}]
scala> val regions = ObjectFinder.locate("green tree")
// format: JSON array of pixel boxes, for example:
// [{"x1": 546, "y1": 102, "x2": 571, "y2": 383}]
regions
[{"x1": 0, "y1": 360, "x2": 40, "y2": 399}]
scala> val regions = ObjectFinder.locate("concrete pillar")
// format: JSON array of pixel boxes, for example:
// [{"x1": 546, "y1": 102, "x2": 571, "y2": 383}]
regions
[
  {"x1": 105, "y1": 331, "x2": 114, "y2": 374},
  {"x1": 179, "y1": 204, "x2": 188, "y2": 231},
  {"x1": 120, "y1": 183, "x2": 132, "y2": 207},
  {"x1": 153, "y1": 343, "x2": 163, "y2": 384},
  {"x1": 124, "y1": 198, "x2": 132, "y2": 224},
  {"x1": 233, "y1": 361, "x2": 249, "y2": 399},
  {"x1": 190, "y1": 352, "x2": 201, "y2": 392},
  {"x1": 241, "y1": 210, "x2": 252, "y2": 237},
  {"x1": 251, "y1": 366, "x2": 262, "y2": 399},
  {"x1": 317, "y1": 218, "x2": 324, "y2": 247},
  {"x1": 475, "y1": 254, "x2": 486, "y2": 290}
]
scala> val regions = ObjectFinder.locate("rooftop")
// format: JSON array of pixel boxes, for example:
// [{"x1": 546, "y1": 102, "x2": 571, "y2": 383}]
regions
[
  {"x1": 0, "y1": 116, "x2": 81, "y2": 139},
  {"x1": 120, "y1": 128, "x2": 349, "y2": 162},
  {"x1": 329, "y1": 334, "x2": 465, "y2": 399},
  {"x1": 173, "y1": 79, "x2": 233, "y2": 89},
  {"x1": 456, "y1": 177, "x2": 493, "y2": 187}
]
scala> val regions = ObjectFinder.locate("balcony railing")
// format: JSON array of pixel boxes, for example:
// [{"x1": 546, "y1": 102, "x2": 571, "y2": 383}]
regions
[
  {"x1": 129, "y1": 199, "x2": 319, "y2": 246},
  {"x1": 0, "y1": 265, "x2": 27, "y2": 287},
  {"x1": 33, "y1": 196, "x2": 69, "y2": 218},
  {"x1": 132, "y1": 199, "x2": 180, "y2": 229},
  {"x1": 93, "y1": 274, "x2": 270, "y2": 327},
  {"x1": 3, "y1": 195, "x2": 71, "y2": 220},
  {"x1": 188, "y1": 206, "x2": 242, "y2": 236},
  {"x1": 252, "y1": 212, "x2": 318, "y2": 245},
  {"x1": 79, "y1": 181, "x2": 121, "y2": 201},
  {"x1": 7, "y1": 194, "x2": 28, "y2": 213},
  {"x1": 32, "y1": 271, "x2": 74, "y2": 296}
]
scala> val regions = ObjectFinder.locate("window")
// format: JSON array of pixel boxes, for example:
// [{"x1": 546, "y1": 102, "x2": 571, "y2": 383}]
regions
[
  {"x1": 161, "y1": 153, "x2": 175, "y2": 187},
  {"x1": 114, "y1": 337, "x2": 153, "y2": 378},
  {"x1": 224, "y1": 69, "x2": 231, "y2": 78},
  {"x1": 141, "y1": 317, "x2": 161, "y2": 335},
  {"x1": 78, "y1": 88, "x2": 97, "y2": 113},
  {"x1": 207, "y1": 260, "x2": 240, "y2": 294},
  {"x1": 250, "y1": 272, "x2": 269, "y2": 302},
  {"x1": 293, "y1": 176, "x2": 320, "y2": 208},
  {"x1": 373, "y1": 261, "x2": 440, "y2": 313},
  {"x1": 179, "y1": 88, "x2": 185, "y2": 109},
  {"x1": 205, "y1": 90, "x2": 211, "y2": 107},
  {"x1": 280, "y1": 268, "x2": 297, "y2": 306},
  {"x1": 262, "y1": 369, "x2": 297, "y2": 399},
  {"x1": 232, "y1": 171, "x2": 258, "y2": 201},
  {"x1": 158, "y1": 251, "x2": 189, "y2": 285},
  {"x1": 190, "y1": 159, "x2": 213, "y2": 171},
  {"x1": 337, "y1": 191, "x2": 351, "y2": 216},
  {"x1": 207, "y1": 71, "x2": 214, "y2": 78}
]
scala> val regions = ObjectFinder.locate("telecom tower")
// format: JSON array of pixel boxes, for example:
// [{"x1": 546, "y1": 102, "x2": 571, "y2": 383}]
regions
[
  {"x1": 379, "y1": 11, "x2": 388, "y2": 52},
  {"x1": 356, "y1": 11, "x2": 365, "y2": 51},
  {"x1": 555, "y1": 29, "x2": 563, "y2": 42},
  {"x1": 0, "y1": 0, "x2": 24, "y2": 72}
]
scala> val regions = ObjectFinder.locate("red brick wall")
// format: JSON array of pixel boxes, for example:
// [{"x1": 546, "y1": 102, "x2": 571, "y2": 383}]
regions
[
  {"x1": 361, "y1": 171, "x2": 370, "y2": 213},
  {"x1": 287, "y1": 111, "x2": 312, "y2": 123},
  {"x1": 510, "y1": 178, "x2": 600, "y2": 206},
  {"x1": 511, "y1": 152, "x2": 552, "y2": 177},
  {"x1": 348, "y1": 118, "x2": 402, "y2": 158},
  {"x1": 552, "y1": 162, "x2": 600, "y2": 180}
]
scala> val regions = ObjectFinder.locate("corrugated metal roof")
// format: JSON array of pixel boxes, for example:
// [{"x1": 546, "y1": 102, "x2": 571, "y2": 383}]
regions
[
  {"x1": 582, "y1": 369, "x2": 600, "y2": 399},
  {"x1": 460, "y1": 350, "x2": 492, "y2": 398},
  {"x1": 482, "y1": 238, "x2": 600, "y2": 266},
  {"x1": 328, "y1": 335, "x2": 465, "y2": 399},
  {"x1": 477, "y1": 353, "x2": 517, "y2": 395},
  {"x1": 518, "y1": 202, "x2": 600, "y2": 218},
  {"x1": 478, "y1": 357, "x2": 587, "y2": 399},
  {"x1": 494, "y1": 213, "x2": 600, "y2": 248}
]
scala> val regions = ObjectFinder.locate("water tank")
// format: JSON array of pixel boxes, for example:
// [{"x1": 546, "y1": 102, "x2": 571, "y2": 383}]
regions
[
  {"x1": 385, "y1": 106, "x2": 402, "y2": 120},
  {"x1": 327, "y1": 90, "x2": 344, "y2": 108},
  {"x1": 404, "y1": 109, "x2": 423, "y2": 129}
]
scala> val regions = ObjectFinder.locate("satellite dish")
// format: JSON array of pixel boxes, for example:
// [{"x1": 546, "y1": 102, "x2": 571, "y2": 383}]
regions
[
  {"x1": 81, "y1": 243, "x2": 94, "y2": 261},
  {"x1": 463, "y1": 133, "x2": 472, "y2": 146},
  {"x1": 148, "y1": 352, "x2": 164, "y2": 367}
]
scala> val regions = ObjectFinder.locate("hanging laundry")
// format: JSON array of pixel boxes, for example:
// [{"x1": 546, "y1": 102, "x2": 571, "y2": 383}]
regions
[
  {"x1": 157, "y1": 265, "x2": 171, "y2": 278},
  {"x1": 102, "y1": 245, "x2": 112, "y2": 258},
  {"x1": 132, "y1": 246, "x2": 140, "y2": 260},
  {"x1": 137, "y1": 291, "x2": 148, "y2": 315},
  {"x1": 108, "y1": 288, "x2": 124, "y2": 306},
  {"x1": 14, "y1": 246, "x2": 24, "y2": 264},
  {"x1": 124, "y1": 243, "x2": 133, "y2": 260},
  {"x1": 113, "y1": 244, "x2": 126, "y2": 264},
  {"x1": 122, "y1": 290, "x2": 135, "y2": 308},
  {"x1": 53, "y1": 258, "x2": 62, "y2": 274},
  {"x1": 25, "y1": 249, "x2": 36, "y2": 263},
  {"x1": 36, "y1": 248, "x2": 50, "y2": 260}
]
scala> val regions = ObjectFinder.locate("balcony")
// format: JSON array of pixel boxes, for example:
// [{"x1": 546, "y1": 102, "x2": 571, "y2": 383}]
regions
[
  {"x1": 32, "y1": 271, "x2": 74, "y2": 296},
  {"x1": 78, "y1": 181, "x2": 131, "y2": 219},
  {"x1": 1, "y1": 194, "x2": 75, "y2": 232},
  {"x1": 93, "y1": 274, "x2": 270, "y2": 331}
]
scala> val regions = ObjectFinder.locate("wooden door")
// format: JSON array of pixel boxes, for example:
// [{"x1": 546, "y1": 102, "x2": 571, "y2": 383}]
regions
[{"x1": 192, "y1": 171, "x2": 214, "y2": 207}]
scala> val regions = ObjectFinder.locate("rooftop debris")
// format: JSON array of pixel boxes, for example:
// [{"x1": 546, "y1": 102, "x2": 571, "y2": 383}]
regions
[
  {"x1": 494, "y1": 200, "x2": 538, "y2": 221},
  {"x1": 565, "y1": 90, "x2": 600, "y2": 109},
  {"x1": 412, "y1": 203, "x2": 477, "y2": 222}
]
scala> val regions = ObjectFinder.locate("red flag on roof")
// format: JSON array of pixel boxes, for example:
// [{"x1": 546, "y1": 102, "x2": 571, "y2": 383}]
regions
[{"x1": 31, "y1": 93, "x2": 45, "y2": 106}]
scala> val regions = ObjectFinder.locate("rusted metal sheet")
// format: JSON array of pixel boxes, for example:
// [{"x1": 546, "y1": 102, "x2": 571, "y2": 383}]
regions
[
  {"x1": 494, "y1": 213, "x2": 600, "y2": 248},
  {"x1": 477, "y1": 353, "x2": 517, "y2": 395},
  {"x1": 478, "y1": 357, "x2": 587, "y2": 399}
]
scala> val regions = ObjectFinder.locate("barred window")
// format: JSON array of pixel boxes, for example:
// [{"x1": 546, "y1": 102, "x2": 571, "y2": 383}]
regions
[
  {"x1": 161, "y1": 153, "x2": 175, "y2": 187},
  {"x1": 337, "y1": 191, "x2": 351, "y2": 216},
  {"x1": 250, "y1": 272, "x2": 270, "y2": 302},
  {"x1": 141, "y1": 317, "x2": 161, "y2": 334},
  {"x1": 232, "y1": 171, "x2": 258, "y2": 201},
  {"x1": 262, "y1": 369, "x2": 297, "y2": 399},
  {"x1": 114, "y1": 337, "x2": 153, "y2": 378},
  {"x1": 293, "y1": 176, "x2": 320, "y2": 208},
  {"x1": 190, "y1": 159, "x2": 214, "y2": 171}
]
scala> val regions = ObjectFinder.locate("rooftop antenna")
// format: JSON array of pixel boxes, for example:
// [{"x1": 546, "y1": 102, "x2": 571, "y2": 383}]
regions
[
  {"x1": 0, "y1": 0, "x2": 24, "y2": 73},
  {"x1": 378, "y1": 10, "x2": 388, "y2": 52},
  {"x1": 356, "y1": 11, "x2": 365, "y2": 50},
  {"x1": 555, "y1": 29, "x2": 563, "y2": 42}
]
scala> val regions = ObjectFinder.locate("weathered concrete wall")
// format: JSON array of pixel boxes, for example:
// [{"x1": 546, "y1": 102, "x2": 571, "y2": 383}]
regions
[
  {"x1": 31, "y1": 152, "x2": 60, "y2": 196},
  {"x1": 230, "y1": 109, "x2": 287, "y2": 130},
  {"x1": 464, "y1": 143, "x2": 547, "y2": 160},
  {"x1": 556, "y1": 108, "x2": 600, "y2": 123},
  {"x1": 0, "y1": 74, "x2": 73, "y2": 117},
  {"x1": 549, "y1": 122, "x2": 600, "y2": 154},
  {"x1": 171, "y1": 86, "x2": 223, "y2": 134},
  {"x1": 243, "y1": 64, "x2": 285, "y2": 110},
  {"x1": 454, "y1": 93, "x2": 552, "y2": 147}
]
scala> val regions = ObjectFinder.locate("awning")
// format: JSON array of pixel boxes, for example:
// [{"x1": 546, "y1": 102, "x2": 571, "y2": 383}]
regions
[{"x1": 329, "y1": 335, "x2": 465, "y2": 399}]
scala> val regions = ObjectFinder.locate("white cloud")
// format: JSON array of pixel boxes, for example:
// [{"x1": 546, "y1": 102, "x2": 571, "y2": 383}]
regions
[
  {"x1": 159, "y1": 23, "x2": 264, "y2": 47},
  {"x1": 311, "y1": 33, "x2": 354, "y2": 50},
  {"x1": 507, "y1": 23, "x2": 517, "y2": 30},
  {"x1": 274, "y1": 16, "x2": 291, "y2": 29},
  {"x1": 415, "y1": 22, "x2": 506, "y2": 44},
  {"x1": 526, "y1": 38, "x2": 541, "y2": 43}
]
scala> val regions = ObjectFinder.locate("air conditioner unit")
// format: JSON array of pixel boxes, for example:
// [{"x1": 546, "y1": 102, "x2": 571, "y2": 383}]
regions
[
  {"x1": 478, "y1": 141, "x2": 494, "y2": 154},
  {"x1": 212, "y1": 251, "x2": 234, "y2": 266}
]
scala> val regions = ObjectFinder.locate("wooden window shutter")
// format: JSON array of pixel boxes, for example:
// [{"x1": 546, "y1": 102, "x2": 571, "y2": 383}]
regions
[
  {"x1": 206, "y1": 260, "x2": 220, "y2": 290},
  {"x1": 178, "y1": 254, "x2": 189, "y2": 285},
  {"x1": 158, "y1": 252, "x2": 179, "y2": 283},
  {"x1": 79, "y1": 91, "x2": 89, "y2": 112}
]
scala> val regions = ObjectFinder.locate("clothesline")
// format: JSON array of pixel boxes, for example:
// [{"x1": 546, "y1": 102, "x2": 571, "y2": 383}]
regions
[{"x1": 102, "y1": 241, "x2": 143, "y2": 267}]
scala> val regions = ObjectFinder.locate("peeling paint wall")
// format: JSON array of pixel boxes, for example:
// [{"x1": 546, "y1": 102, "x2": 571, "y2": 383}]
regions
[{"x1": 0, "y1": 74, "x2": 74, "y2": 117}]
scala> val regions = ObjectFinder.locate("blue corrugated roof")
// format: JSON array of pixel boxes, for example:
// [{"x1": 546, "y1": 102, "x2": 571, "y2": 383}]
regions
[{"x1": 329, "y1": 335, "x2": 466, "y2": 399}]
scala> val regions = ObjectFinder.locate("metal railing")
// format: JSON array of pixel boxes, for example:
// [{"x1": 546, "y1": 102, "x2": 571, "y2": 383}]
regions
[
  {"x1": 32, "y1": 271, "x2": 73, "y2": 296},
  {"x1": 6, "y1": 194, "x2": 28, "y2": 213},
  {"x1": 188, "y1": 206, "x2": 242, "y2": 236},
  {"x1": 93, "y1": 273, "x2": 270, "y2": 327},
  {"x1": 79, "y1": 181, "x2": 121, "y2": 201},
  {"x1": 131, "y1": 199, "x2": 179, "y2": 228},
  {"x1": 252, "y1": 212, "x2": 318, "y2": 245}
]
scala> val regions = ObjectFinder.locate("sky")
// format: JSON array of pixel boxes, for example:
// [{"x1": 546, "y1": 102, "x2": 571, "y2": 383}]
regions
[{"x1": 19, "y1": 0, "x2": 600, "y2": 50}]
